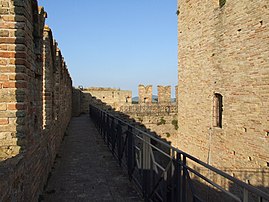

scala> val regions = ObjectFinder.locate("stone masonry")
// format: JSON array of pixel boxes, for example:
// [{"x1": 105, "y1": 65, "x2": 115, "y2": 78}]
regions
[
  {"x1": 71, "y1": 87, "x2": 134, "y2": 117},
  {"x1": 157, "y1": 85, "x2": 171, "y2": 103},
  {"x1": 138, "y1": 84, "x2": 152, "y2": 104},
  {"x1": 0, "y1": 0, "x2": 72, "y2": 201},
  {"x1": 84, "y1": 87, "x2": 131, "y2": 105},
  {"x1": 177, "y1": 0, "x2": 269, "y2": 190}
]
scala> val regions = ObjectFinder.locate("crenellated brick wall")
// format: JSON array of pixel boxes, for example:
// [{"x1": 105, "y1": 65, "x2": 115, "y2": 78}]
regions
[{"x1": 0, "y1": 0, "x2": 72, "y2": 200}]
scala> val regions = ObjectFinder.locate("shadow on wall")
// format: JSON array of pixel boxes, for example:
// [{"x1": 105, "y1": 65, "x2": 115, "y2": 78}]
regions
[
  {"x1": 0, "y1": 0, "x2": 72, "y2": 201},
  {"x1": 189, "y1": 166, "x2": 269, "y2": 202},
  {"x1": 87, "y1": 95, "x2": 269, "y2": 201}
]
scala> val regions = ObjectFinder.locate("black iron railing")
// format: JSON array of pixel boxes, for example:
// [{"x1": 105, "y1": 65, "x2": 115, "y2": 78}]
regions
[{"x1": 89, "y1": 104, "x2": 269, "y2": 202}]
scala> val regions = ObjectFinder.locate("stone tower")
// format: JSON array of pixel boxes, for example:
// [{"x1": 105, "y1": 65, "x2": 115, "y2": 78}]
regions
[
  {"x1": 177, "y1": 0, "x2": 269, "y2": 188},
  {"x1": 157, "y1": 85, "x2": 171, "y2": 103},
  {"x1": 175, "y1": 85, "x2": 178, "y2": 103},
  {"x1": 138, "y1": 85, "x2": 152, "y2": 104}
]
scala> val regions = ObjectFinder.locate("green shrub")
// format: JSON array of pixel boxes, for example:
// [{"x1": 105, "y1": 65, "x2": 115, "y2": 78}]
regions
[
  {"x1": 172, "y1": 119, "x2": 178, "y2": 130},
  {"x1": 166, "y1": 132, "x2": 171, "y2": 138},
  {"x1": 157, "y1": 117, "x2": 166, "y2": 125}
]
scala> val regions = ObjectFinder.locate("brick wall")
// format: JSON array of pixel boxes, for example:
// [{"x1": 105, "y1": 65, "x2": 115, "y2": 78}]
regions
[
  {"x1": 72, "y1": 88, "x2": 83, "y2": 116},
  {"x1": 0, "y1": 0, "x2": 72, "y2": 200},
  {"x1": 177, "y1": 0, "x2": 269, "y2": 190},
  {"x1": 81, "y1": 87, "x2": 132, "y2": 112}
]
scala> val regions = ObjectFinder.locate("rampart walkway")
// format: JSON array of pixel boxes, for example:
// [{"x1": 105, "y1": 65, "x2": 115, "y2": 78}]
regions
[{"x1": 42, "y1": 115, "x2": 142, "y2": 202}]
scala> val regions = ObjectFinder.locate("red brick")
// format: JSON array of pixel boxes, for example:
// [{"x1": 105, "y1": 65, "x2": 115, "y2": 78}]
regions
[
  {"x1": 0, "y1": 75, "x2": 8, "y2": 81},
  {"x1": 7, "y1": 103, "x2": 26, "y2": 110},
  {"x1": 9, "y1": 74, "x2": 26, "y2": 81},
  {"x1": 0, "y1": 37, "x2": 25, "y2": 45},
  {"x1": 2, "y1": 81, "x2": 16, "y2": 88},
  {"x1": 0, "y1": 45, "x2": 8, "y2": 51},
  {"x1": 9, "y1": 59, "x2": 26, "y2": 65},
  {"x1": 0, "y1": 118, "x2": 9, "y2": 125},
  {"x1": 2, "y1": 81, "x2": 27, "y2": 88},
  {"x1": 0, "y1": 52, "x2": 25, "y2": 58}
]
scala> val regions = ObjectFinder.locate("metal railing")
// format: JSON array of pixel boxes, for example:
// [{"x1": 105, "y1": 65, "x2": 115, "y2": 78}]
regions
[{"x1": 89, "y1": 104, "x2": 269, "y2": 202}]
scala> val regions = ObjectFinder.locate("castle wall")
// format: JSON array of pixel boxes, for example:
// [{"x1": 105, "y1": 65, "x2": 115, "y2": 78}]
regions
[
  {"x1": 72, "y1": 88, "x2": 83, "y2": 116},
  {"x1": 138, "y1": 84, "x2": 152, "y2": 103},
  {"x1": 177, "y1": 0, "x2": 269, "y2": 189},
  {"x1": 82, "y1": 87, "x2": 132, "y2": 112},
  {"x1": 0, "y1": 0, "x2": 72, "y2": 200},
  {"x1": 157, "y1": 85, "x2": 171, "y2": 103}
]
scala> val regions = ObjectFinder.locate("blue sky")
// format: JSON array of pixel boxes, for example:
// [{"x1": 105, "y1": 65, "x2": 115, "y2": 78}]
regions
[{"x1": 40, "y1": 0, "x2": 178, "y2": 97}]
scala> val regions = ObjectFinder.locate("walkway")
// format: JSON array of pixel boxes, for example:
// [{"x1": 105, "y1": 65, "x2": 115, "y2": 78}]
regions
[{"x1": 42, "y1": 115, "x2": 142, "y2": 202}]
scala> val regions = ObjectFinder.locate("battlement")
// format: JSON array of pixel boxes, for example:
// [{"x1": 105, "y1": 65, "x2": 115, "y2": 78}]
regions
[{"x1": 0, "y1": 0, "x2": 72, "y2": 200}]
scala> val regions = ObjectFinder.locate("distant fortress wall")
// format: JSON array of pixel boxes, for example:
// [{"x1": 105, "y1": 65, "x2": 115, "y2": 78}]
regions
[{"x1": 80, "y1": 87, "x2": 132, "y2": 113}]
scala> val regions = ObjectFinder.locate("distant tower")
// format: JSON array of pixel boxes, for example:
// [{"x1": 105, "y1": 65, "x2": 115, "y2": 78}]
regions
[
  {"x1": 175, "y1": 85, "x2": 178, "y2": 103},
  {"x1": 158, "y1": 85, "x2": 171, "y2": 103},
  {"x1": 138, "y1": 85, "x2": 152, "y2": 104}
]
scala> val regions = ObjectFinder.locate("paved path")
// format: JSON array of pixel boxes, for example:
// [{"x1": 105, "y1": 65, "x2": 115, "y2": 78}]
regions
[{"x1": 42, "y1": 115, "x2": 142, "y2": 202}]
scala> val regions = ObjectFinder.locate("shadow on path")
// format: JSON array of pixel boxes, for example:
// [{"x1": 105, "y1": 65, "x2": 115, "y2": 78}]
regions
[{"x1": 41, "y1": 114, "x2": 142, "y2": 202}]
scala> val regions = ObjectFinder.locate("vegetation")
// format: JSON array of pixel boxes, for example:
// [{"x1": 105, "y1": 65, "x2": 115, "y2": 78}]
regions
[
  {"x1": 166, "y1": 132, "x2": 171, "y2": 138},
  {"x1": 157, "y1": 117, "x2": 166, "y2": 125},
  {"x1": 172, "y1": 119, "x2": 178, "y2": 130}
]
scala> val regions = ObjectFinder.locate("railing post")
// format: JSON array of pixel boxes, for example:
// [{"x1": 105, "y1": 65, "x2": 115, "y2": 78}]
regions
[
  {"x1": 117, "y1": 123, "x2": 123, "y2": 166},
  {"x1": 163, "y1": 171, "x2": 168, "y2": 202},
  {"x1": 182, "y1": 155, "x2": 187, "y2": 202},
  {"x1": 175, "y1": 152, "x2": 181, "y2": 202},
  {"x1": 111, "y1": 117, "x2": 116, "y2": 154},
  {"x1": 142, "y1": 134, "x2": 151, "y2": 200},
  {"x1": 101, "y1": 111, "x2": 104, "y2": 135},
  {"x1": 243, "y1": 188, "x2": 249, "y2": 202},
  {"x1": 127, "y1": 125, "x2": 134, "y2": 180}
]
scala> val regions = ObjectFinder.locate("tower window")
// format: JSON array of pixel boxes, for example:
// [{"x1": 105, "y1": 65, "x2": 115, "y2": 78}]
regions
[
  {"x1": 219, "y1": 0, "x2": 226, "y2": 8},
  {"x1": 213, "y1": 93, "x2": 223, "y2": 128}
]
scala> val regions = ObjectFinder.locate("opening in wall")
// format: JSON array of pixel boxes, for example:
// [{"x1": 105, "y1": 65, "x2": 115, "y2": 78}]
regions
[
  {"x1": 213, "y1": 93, "x2": 223, "y2": 128},
  {"x1": 219, "y1": 0, "x2": 226, "y2": 8}
]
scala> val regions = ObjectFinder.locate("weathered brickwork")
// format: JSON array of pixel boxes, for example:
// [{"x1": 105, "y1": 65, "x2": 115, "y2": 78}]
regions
[
  {"x1": 177, "y1": 0, "x2": 269, "y2": 190},
  {"x1": 157, "y1": 85, "x2": 171, "y2": 103},
  {"x1": 72, "y1": 88, "x2": 83, "y2": 116},
  {"x1": 0, "y1": 0, "x2": 72, "y2": 201},
  {"x1": 175, "y1": 85, "x2": 178, "y2": 103},
  {"x1": 81, "y1": 87, "x2": 132, "y2": 112},
  {"x1": 138, "y1": 84, "x2": 152, "y2": 104}
]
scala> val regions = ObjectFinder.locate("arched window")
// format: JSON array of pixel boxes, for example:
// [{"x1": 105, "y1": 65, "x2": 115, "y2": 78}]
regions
[
  {"x1": 213, "y1": 93, "x2": 223, "y2": 128},
  {"x1": 219, "y1": 0, "x2": 226, "y2": 8}
]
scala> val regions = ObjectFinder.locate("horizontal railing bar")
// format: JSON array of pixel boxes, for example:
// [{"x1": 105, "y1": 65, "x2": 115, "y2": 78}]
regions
[
  {"x1": 147, "y1": 143, "x2": 173, "y2": 159},
  {"x1": 186, "y1": 165, "x2": 241, "y2": 202},
  {"x1": 182, "y1": 154, "x2": 269, "y2": 200}
]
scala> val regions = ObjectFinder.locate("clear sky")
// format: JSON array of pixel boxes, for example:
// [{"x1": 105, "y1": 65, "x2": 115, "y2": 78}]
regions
[{"x1": 40, "y1": 0, "x2": 178, "y2": 97}]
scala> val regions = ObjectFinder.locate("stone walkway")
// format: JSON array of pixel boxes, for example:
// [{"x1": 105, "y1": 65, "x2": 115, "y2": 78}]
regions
[{"x1": 42, "y1": 115, "x2": 142, "y2": 202}]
